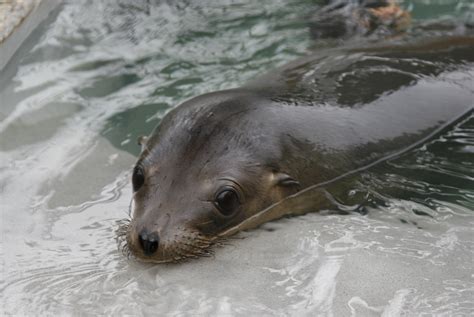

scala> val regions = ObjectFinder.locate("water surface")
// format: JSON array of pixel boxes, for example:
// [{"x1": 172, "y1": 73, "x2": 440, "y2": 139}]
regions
[{"x1": 1, "y1": 0, "x2": 473, "y2": 315}]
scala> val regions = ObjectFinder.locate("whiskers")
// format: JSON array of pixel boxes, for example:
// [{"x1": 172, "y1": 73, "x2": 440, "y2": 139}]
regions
[
  {"x1": 114, "y1": 219, "x2": 229, "y2": 264},
  {"x1": 127, "y1": 197, "x2": 134, "y2": 217},
  {"x1": 155, "y1": 231, "x2": 238, "y2": 264},
  {"x1": 115, "y1": 196, "x2": 134, "y2": 260},
  {"x1": 168, "y1": 231, "x2": 217, "y2": 264},
  {"x1": 115, "y1": 218, "x2": 133, "y2": 260}
]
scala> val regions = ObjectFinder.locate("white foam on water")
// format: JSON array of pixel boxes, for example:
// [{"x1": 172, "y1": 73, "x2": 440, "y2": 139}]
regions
[{"x1": 1, "y1": 0, "x2": 474, "y2": 316}]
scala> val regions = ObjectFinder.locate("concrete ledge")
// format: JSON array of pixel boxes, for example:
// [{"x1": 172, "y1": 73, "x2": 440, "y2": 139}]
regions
[{"x1": 0, "y1": 0, "x2": 60, "y2": 71}]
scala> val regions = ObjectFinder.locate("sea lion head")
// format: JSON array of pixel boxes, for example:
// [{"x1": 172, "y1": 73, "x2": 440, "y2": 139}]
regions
[{"x1": 121, "y1": 90, "x2": 301, "y2": 263}]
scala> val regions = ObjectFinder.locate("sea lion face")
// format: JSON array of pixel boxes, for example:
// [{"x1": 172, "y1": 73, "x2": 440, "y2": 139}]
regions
[{"x1": 123, "y1": 92, "x2": 300, "y2": 263}]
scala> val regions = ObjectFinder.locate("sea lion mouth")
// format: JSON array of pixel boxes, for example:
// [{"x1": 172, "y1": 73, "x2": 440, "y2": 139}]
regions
[{"x1": 115, "y1": 218, "x2": 223, "y2": 264}]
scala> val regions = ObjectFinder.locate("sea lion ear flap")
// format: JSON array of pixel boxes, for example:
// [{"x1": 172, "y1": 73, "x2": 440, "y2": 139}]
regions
[
  {"x1": 274, "y1": 172, "x2": 300, "y2": 189},
  {"x1": 137, "y1": 136, "x2": 148, "y2": 151}
]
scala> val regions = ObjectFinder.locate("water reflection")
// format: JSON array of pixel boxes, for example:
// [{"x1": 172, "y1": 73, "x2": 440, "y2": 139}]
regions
[
  {"x1": 101, "y1": 102, "x2": 166, "y2": 155},
  {"x1": 1, "y1": 0, "x2": 473, "y2": 315}
]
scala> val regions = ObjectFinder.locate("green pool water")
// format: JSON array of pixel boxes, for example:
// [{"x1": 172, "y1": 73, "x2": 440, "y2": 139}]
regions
[{"x1": 1, "y1": 1, "x2": 473, "y2": 315}]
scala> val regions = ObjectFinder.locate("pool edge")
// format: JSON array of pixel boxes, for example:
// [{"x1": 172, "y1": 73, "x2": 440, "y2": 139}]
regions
[{"x1": 0, "y1": 0, "x2": 60, "y2": 71}]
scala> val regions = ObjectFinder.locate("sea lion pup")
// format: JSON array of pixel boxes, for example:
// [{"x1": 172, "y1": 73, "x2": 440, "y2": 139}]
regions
[{"x1": 117, "y1": 34, "x2": 474, "y2": 263}]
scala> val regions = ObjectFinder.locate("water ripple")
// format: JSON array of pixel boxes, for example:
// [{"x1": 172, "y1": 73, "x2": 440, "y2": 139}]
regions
[{"x1": 1, "y1": 0, "x2": 473, "y2": 316}]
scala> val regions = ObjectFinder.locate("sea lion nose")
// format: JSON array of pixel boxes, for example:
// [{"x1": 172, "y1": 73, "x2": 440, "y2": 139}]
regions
[{"x1": 138, "y1": 230, "x2": 160, "y2": 256}]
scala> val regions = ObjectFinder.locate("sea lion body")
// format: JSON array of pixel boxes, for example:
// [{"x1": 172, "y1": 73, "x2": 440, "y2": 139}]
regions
[{"x1": 123, "y1": 37, "x2": 474, "y2": 263}]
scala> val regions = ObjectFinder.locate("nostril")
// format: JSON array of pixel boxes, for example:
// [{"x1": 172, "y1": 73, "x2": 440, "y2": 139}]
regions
[{"x1": 138, "y1": 231, "x2": 159, "y2": 256}]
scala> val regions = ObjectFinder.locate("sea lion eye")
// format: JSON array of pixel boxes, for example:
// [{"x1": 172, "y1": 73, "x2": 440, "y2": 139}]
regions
[
  {"x1": 214, "y1": 188, "x2": 240, "y2": 216},
  {"x1": 132, "y1": 166, "x2": 145, "y2": 192}
]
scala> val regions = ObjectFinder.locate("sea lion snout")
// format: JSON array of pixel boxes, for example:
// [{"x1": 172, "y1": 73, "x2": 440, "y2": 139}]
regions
[
  {"x1": 138, "y1": 230, "x2": 160, "y2": 256},
  {"x1": 125, "y1": 216, "x2": 215, "y2": 263}
]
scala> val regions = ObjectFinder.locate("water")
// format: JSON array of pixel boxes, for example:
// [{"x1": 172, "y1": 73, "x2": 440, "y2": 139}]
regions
[{"x1": 1, "y1": 0, "x2": 473, "y2": 315}]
